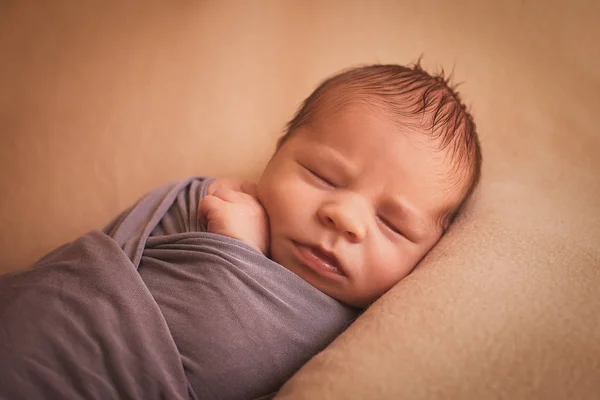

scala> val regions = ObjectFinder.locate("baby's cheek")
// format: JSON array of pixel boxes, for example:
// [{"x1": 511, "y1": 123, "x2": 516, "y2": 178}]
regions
[
  {"x1": 370, "y1": 245, "x2": 410, "y2": 286},
  {"x1": 259, "y1": 189, "x2": 288, "y2": 233},
  {"x1": 271, "y1": 182, "x2": 303, "y2": 216}
]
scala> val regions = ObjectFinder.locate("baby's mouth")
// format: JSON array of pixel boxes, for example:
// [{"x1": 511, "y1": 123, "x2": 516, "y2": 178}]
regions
[
  {"x1": 293, "y1": 241, "x2": 345, "y2": 277},
  {"x1": 312, "y1": 247, "x2": 343, "y2": 272}
]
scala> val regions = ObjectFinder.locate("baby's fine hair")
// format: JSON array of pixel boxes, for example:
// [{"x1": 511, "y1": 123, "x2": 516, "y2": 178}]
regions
[{"x1": 279, "y1": 62, "x2": 482, "y2": 227}]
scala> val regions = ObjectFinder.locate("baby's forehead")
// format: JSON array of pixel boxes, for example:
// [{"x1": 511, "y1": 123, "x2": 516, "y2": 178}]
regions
[
  {"x1": 311, "y1": 89, "x2": 428, "y2": 132},
  {"x1": 309, "y1": 101, "x2": 431, "y2": 147}
]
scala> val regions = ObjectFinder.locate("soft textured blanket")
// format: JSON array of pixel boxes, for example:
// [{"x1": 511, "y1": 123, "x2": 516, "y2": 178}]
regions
[{"x1": 0, "y1": 177, "x2": 357, "y2": 400}]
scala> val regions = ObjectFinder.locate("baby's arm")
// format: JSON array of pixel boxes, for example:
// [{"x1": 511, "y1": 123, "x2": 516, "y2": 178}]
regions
[{"x1": 198, "y1": 179, "x2": 270, "y2": 256}]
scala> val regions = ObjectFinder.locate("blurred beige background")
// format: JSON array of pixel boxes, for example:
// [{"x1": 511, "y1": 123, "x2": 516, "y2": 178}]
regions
[{"x1": 2, "y1": 1, "x2": 600, "y2": 398}]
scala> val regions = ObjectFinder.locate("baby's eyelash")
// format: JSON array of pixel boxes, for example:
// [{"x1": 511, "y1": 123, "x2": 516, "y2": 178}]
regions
[
  {"x1": 378, "y1": 216, "x2": 402, "y2": 236},
  {"x1": 306, "y1": 168, "x2": 335, "y2": 187}
]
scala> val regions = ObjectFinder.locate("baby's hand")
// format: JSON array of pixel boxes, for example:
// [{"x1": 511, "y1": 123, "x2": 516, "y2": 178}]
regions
[{"x1": 199, "y1": 179, "x2": 270, "y2": 256}]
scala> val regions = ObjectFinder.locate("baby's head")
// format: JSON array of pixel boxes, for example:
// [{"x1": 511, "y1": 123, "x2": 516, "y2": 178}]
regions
[{"x1": 256, "y1": 63, "x2": 482, "y2": 308}]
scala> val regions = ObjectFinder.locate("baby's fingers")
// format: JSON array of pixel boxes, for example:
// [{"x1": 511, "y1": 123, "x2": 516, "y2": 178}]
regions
[
  {"x1": 199, "y1": 195, "x2": 227, "y2": 230},
  {"x1": 212, "y1": 188, "x2": 262, "y2": 213},
  {"x1": 211, "y1": 187, "x2": 248, "y2": 204}
]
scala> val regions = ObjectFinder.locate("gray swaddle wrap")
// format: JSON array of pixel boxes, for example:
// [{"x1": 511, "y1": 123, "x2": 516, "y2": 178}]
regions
[{"x1": 0, "y1": 177, "x2": 357, "y2": 400}]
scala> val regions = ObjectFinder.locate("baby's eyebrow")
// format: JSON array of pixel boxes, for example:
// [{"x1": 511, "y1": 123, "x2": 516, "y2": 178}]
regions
[
  {"x1": 312, "y1": 147, "x2": 357, "y2": 177},
  {"x1": 384, "y1": 197, "x2": 430, "y2": 241}
]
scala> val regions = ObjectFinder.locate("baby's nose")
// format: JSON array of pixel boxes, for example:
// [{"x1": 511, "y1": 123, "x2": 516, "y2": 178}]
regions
[{"x1": 318, "y1": 196, "x2": 367, "y2": 243}]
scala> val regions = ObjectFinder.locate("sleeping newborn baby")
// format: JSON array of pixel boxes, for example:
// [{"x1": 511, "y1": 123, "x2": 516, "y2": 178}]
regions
[
  {"x1": 0, "y1": 63, "x2": 481, "y2": 400},
  {"x1": 202, "y1": 63, "x2": 482, "y2": 308}
]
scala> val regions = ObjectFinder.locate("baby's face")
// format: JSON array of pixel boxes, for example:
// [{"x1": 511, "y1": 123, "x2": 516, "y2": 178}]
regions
[{"x1": 257, "y1": 105, "x2": 461, "y2": 307}]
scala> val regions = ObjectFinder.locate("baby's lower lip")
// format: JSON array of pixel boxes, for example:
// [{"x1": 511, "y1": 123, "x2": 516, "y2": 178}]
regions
[{"x1": 293, "y1": 242, "x2": 344, "y2": 277}]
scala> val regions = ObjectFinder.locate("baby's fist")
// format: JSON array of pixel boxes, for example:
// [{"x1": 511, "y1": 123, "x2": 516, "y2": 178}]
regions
[{"x1": 199, "y1": 179, "x2": 270, "y2": 255}]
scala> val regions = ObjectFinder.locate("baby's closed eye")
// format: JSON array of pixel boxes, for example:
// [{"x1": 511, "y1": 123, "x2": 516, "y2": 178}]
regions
[
  {"x1": 301, "y1": 164, "x2": 338, "y2": 188},
  {"x1": 377, "y1": 216, "x2": 403, "y2": 236}
]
